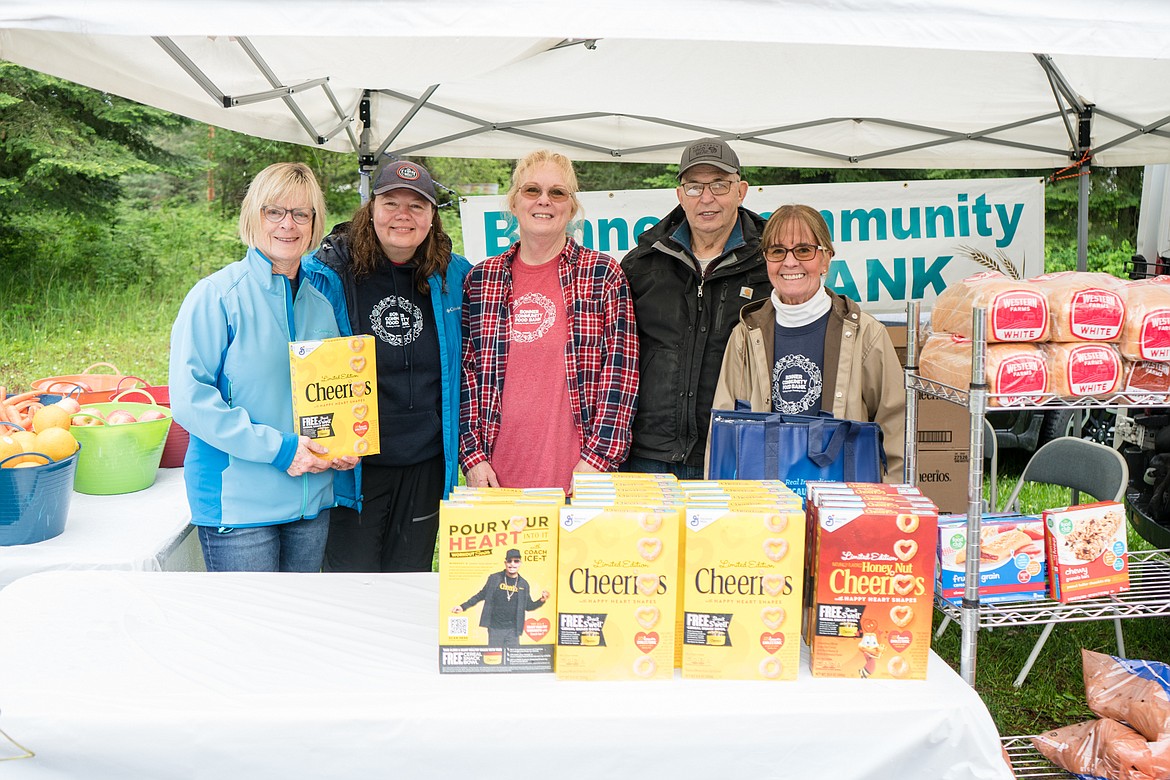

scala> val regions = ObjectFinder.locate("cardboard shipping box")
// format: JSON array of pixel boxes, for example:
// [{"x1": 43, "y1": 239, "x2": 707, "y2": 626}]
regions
[
  {"x1": 916, "y1": 447, "x2": 971, "y2": 514},
  {"x1": 885, "y1": 323, "x2": 972, "y2": 453}
]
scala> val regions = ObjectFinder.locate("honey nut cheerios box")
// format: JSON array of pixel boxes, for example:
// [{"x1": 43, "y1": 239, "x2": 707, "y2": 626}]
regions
[
  {"x1": 438, "y1": 496, "x2": 560, "y2": 674},
  {"x1": 289, "y1": 335, "x2": 380, "y2": 458},
  {"x1": 807, "y1": 488, "x2": 938, "y2": 680},
  {"x1": 557, "y1": 506, "x2": 680, "y2": 680},
  {"x1": 1043, "y1": 501, "x2": 1129, "y2": 603},
  {"x1": 682, "y1": 501, "x2": 805, "y2": 680}
]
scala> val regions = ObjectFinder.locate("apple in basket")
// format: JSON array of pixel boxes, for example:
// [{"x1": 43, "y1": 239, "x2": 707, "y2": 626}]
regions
[
  {"x1": 54, "y1": 397, "x2": 82, "y2": 415},
  {"x1": 105, "y1": 410, "x2": 138, "y2": 425},
  {"x1": 72, "y1": 407, "x2": 105, "y2": 426},
  {"x1": 138, "y1": 410, "x2": 168, "y2": 422}
]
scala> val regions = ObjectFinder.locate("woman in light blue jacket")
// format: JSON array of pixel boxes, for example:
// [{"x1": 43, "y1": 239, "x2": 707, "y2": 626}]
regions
[
  {"x1": 170, "y1": 162, "x2": 357, "y2": 572},
  {"x1": 304, "y1": 160, "x2": 470, "y2": 572}
]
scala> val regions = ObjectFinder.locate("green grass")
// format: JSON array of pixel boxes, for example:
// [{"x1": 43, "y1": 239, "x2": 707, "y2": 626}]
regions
[{"x1": 930, "y1": 449, "x2": 1170, "y2": 737}]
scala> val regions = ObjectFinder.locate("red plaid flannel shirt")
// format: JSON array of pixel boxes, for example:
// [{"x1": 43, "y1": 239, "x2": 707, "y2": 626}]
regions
[{"x1": 459, "y1": 238, "x2": 639, "y2": 473}]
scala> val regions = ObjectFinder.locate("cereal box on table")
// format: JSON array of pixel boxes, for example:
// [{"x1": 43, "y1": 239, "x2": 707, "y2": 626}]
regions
[
  {"x1": 808, "y1": 492, "x2": 938, "y2": 680},
  {"x1": 288, "y1": 335, "x2": 380, "y2": 458},
  {"x1": 438, "y1": 495, "x2": 560, "y2": 673},
  {"x1": 1043, "y1": 501, "x2": 1129, "y2": 603},
  {"x1": 682, "y1": 500, "x2": 805, "y2": 680},
  {"x1": 557, "y1": 506, "x2": 680, "y2": 680}
]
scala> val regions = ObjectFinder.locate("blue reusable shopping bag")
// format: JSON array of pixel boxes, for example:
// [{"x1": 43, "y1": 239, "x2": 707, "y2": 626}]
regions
[{"x1": 708, "y1": 408, "x2": 885, "y2": 498}]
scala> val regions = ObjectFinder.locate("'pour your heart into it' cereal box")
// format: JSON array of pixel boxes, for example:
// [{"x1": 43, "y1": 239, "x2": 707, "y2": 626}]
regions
[
  {"x1": 438, "y1": 496, "x2": 560, "y2": 673},
  {"x1": 557, "y1": 506, "x2": 680, "y2": 680},
  {"x1": 288, "y1": 335, "x2": 380, "y2": 458},
  {"x1": 682, "y1": 504, "x2": 806, "y2": 680}
]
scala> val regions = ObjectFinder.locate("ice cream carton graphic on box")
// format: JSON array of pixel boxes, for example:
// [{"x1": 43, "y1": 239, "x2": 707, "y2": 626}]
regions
[
  {"x1": 289, "y1": 335, "x2": 380, "y2": 458},
  {"x1": 438, "y1": 499, "x2": 559, "y2": 673},
  {"x1": 556, "y1": 507, "x2": 680, "y2": 680},
  {"x1": 682, "y1": 505, "x2": 805, "y2": 680}
]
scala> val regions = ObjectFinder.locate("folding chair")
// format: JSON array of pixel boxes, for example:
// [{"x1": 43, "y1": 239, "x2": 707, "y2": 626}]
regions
[{"x1": 1001, "y1": 437, "x2": 1129, "y2": 686}]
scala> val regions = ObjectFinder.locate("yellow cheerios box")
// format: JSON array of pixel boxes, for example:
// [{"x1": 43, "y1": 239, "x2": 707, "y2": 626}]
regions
[
  {"x1": 438, "y1": 498, "x2": 560, "y2": 674},
  {"x1": 289, "y1": 335, "x2": 380, "y2": 458},
  {"x1": 682, "y1": 506, "x2": 805, "y2": 680},
  {"x1": 556, "y1": 506, "x2": 680, "y2": 680}
]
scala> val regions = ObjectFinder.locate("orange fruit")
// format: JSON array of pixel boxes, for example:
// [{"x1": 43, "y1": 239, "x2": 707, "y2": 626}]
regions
[
  {"x1": 32, "y1": 404, "x2": 71, "y2": 433},
  {"x1": 0, "y1": 435, "x2": 22, "y2": 467},
  {"x1": 34, "y1": 427, "x2": 79, "y2": 462}
]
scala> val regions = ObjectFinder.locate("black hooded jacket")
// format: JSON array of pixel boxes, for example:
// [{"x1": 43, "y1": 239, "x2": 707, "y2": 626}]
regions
[{"x1": 620, "y1": 205, "x2": 771, "y2": 468}]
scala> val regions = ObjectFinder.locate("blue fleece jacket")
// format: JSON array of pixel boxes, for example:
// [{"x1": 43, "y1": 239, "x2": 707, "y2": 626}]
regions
[
  {"x1": 169, "y1": 247, "x2": 340, "y2": 527},
  {"x1": 303, "y1": 230, "x2": 470, "y2": 508}
]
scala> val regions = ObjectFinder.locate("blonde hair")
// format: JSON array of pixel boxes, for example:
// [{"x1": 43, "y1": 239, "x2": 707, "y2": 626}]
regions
[
  {"x1": 761, "y1": 204, "x2": 836, "y2": 258},
  {"x1": 238, "y1": 162, "x2": 327, "y2": 252},
  {"x1": 506, "y1": 149, "x2": 581, "y2": 227}
]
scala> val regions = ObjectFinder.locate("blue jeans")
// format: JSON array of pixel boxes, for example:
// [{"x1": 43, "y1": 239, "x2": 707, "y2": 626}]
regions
[
  {"x1": 621, "y1": 456, "x2": 704, "y2": 480},
  {"x1": 197, "y1": 510, "x2": 330, "y2": 572}
]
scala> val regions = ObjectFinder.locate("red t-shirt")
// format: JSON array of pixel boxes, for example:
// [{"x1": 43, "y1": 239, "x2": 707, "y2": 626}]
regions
[{"x1": 492, "y1": 257, "x2": 581, "y2": 492}]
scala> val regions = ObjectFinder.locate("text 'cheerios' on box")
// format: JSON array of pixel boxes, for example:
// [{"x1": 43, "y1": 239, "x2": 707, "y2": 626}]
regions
[
  {"x1": 682, "y1": 504, "x2": 805, "y2": 681},
  {"x1": 557, "y1": 506, "x2": 680, "y2": 681},
  {"x1": 289, "y1": 335, "x2": 380, "y2": 458}
]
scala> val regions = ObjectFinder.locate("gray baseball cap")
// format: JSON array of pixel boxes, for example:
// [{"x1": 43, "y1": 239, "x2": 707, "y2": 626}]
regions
[
  {"x1": 373, "y1": 161, "x2": 437, "y2": 205},
  {"x1": 678, "y1": 138, "x2": 741, "y2": 178}
]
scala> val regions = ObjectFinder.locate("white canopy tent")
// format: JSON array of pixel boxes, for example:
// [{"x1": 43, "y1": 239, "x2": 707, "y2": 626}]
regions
[{"x1": 3, "y1": 0, "x2": 1170, "y2": 257}]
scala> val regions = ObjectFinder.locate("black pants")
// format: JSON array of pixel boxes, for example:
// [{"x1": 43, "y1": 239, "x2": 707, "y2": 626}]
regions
[{"x1": 323, "y1": 455, "x2": 444, "y2": 573}]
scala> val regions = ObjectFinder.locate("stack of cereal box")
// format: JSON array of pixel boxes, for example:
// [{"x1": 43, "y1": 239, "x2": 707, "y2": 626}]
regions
[
  {"x1": 936, "y1": 514, "x2": 1047, "y2": 605},
  {"x1": 678, "y1": 481, "x2": 805, "y2": 680},
  {"x1": 805, "y1": 482, "x2": 939, "y2": 680},
  {"x1": 556, "y1": 474, "x2": 683, "y2": 680},
  {"x1": 1043, "y1": 501, "x2": 1129, "y2": 603},
  {"x1": 438, "y1": 487, "x2": 564, "y2": 673}
]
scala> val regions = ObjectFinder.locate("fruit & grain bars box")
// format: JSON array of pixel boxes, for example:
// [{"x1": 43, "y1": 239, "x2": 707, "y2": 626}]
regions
[
  {"x1": 1043, "y1": 501, "x2": 1129, "y2": 603},
  {"x1": 438, "y1": 496, "x2": 560, "y2": 673},
  {"x1": 289, "y1": 335, "x2": 380, "y2": 458},
  {"x1": 556, "y1": 506, "x2": 680, "y2": 680},
  {"x1": 808, "y1": 498, "x2": 938, "y2": 680},
  {"x1": 682, "y1": 503, "x2": 805, "y2": 680},
  {"x1": 936, "y1": 515, "x2": 1047, "y2": 604}
]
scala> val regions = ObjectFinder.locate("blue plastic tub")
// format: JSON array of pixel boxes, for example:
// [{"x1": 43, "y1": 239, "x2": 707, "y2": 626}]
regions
[{"x1": 0, "y1": 448, "x2": 79, "y2": 546}]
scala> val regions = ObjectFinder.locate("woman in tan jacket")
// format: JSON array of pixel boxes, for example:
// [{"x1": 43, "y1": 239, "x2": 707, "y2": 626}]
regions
[{"x1": 710, "y1": 204, "x2": 904, "y2": 480}]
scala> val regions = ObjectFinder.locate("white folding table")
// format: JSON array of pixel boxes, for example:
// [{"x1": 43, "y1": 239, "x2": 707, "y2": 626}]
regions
[
  {"x1": 0, "y1": 570, "x2": 1010, "y2": 779},
  {"x1": 0, "y1": 468, "x2": 201, "y2": 590}
]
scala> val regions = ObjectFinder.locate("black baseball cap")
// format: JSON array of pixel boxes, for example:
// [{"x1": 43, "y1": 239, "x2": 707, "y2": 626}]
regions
[
  {"x1": 505, "y1": 549, "x2": 522, "y2": 561},
  {"x1": 373, "y1": 161, "x2": 437, "y2": 205},
  {"x1": 678, "y1": 137, "x2": 741, "y2": 178}
]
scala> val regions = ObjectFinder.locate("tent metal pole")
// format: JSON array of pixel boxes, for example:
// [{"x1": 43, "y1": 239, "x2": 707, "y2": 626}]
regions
[
  {"x1": 358, "y1": 91, "x2": 374, "y2": 205},
  {"x1": 1077, "y1": 108, "x2": 1093, "y2": 273}
]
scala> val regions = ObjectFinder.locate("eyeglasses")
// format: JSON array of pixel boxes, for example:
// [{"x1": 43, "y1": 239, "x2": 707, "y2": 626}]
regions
[
  {"x1": 506, "y1": 558, "x2": 521, "y2": 563},
  {"x1": 680, "y1": 180, "x2": 736, "y2": 198},
  {"x1": 262, "y1": 205, "x2": 315, "y2": 225},
  {"x1": 519, "y1": 184, "x2": 572, "y2": 203},
  {"x1": 763, "y1": 244, "x2": 824, "y2": 262}
]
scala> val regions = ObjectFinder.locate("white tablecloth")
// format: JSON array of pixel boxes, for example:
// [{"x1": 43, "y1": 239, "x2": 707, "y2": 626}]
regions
[
  {"x1": 0, "y1": 571, "x2": 1011, "y2": 779},
  {"x1": 0, "y1": 468, "x2": 201, "y2": 590}
]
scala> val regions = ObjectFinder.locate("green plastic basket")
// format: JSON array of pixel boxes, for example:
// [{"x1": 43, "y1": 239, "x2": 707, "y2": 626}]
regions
[{"x1": 70, "y1": 402, "x2": 172, "y2": 495}]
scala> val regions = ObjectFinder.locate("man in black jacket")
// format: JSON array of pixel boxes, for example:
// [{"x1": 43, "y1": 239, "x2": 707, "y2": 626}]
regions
[{"x1": 620, "y1": 138, "x2": 772, "y2": 478}]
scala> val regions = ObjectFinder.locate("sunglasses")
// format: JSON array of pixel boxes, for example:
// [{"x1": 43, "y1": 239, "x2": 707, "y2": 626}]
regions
[{"x1": 519, "y1": 184, "x2": 572, "y2": 203}]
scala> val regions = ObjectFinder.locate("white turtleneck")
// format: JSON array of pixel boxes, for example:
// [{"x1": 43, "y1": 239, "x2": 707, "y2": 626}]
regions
[{"x1": 772, "y1": 286, "x2": 832, "y2": 329}]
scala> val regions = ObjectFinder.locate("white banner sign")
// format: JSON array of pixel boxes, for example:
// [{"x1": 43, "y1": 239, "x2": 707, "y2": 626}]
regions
[{"x1": 459, "y1": 177, "x2": 1045, "y2": 316}]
